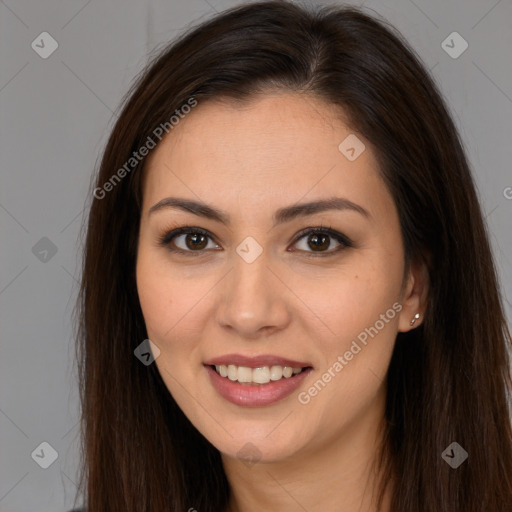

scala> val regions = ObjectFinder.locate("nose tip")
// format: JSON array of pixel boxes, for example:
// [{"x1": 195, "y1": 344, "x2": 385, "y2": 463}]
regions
[{"x1": 214, "y1": 251, "x2": 290, "y2": 338}]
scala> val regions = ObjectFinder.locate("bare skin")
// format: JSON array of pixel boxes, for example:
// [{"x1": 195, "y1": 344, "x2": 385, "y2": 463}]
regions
[{"x1": 136, "y1": 91, "x2": 428, "y2": 512}]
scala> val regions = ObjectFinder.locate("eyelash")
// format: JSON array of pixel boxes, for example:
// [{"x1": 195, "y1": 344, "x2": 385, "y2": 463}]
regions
[{"x1": 157, "y1": 224, "x2": 353, "y2": 258}]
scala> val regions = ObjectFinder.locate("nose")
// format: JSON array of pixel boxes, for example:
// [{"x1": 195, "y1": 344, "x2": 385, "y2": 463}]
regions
[{"x1": 214, "y1": 249, "x2": 291, "y2": 339}]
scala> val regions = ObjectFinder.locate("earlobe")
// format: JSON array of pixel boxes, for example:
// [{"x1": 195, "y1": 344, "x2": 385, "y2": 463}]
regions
[
  {"x1": 409, "y1": 312, "x2": 420, "y2": 326},
  {"x1": 397, "y1": 260, "x2": 429, "y2": 333}
]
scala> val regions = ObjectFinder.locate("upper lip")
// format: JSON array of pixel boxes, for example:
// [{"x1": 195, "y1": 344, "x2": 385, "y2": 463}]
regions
[{"x1": 204, "y1": 353, "x2": 312, "y2": 369}]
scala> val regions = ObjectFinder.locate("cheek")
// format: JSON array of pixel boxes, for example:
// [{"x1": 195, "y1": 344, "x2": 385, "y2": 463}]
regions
[
  {"x1": 295, "y1": 255, "x2": 402, "y2": 400},
  {"x1": 334, "y1": 277, "x2": 399, "y2": 338},
  {"x1": 136, "y1": 247, "x2": 185, "y2": 345},
  {"x1": 297, "y1": 260, "x2": 401, "y2": 340},
  {"x1": 299, "y1": 272, "x2": 400, "y2": 433},
  {"x1": 136, "y1": 248, "x2": 215, "y2": 348},
  {"x1": 136, "y1": 252, "x2": 171, "y2": 338}
]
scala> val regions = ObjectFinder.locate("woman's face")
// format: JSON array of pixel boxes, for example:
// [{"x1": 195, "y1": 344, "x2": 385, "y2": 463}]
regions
[{"x1": 136, "y1": 91, "x2": 421, "y2": 464}]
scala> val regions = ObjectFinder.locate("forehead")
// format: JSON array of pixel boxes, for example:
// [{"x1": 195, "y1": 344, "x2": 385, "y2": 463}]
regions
[{"x1": 141, "y1": 92, "x2": 391, "y2": 221}]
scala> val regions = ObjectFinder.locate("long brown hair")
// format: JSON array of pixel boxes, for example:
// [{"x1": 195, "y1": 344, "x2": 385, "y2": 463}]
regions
[{"x1": 74, "y1": 1, "x2": 512, "y2": 510}]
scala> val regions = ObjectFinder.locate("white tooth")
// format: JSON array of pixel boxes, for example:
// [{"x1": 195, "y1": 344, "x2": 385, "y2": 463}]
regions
[
  {"x1": 219, "y1": 364, "x2": 301, "y2": 382},
  {"x1": 253, "y1": 366, "x2": 270, "y2": 384},
  {"x1": 237, "y1": 366, "x2": 252, "y2": 383},
  {"x1": 270, "y1": 365, "x2": 283, "y2": 381},
  {"x1": 227, "y1": 364, "x2": 238, "y2": 381},
  {"x1": 282, "y1": 366, "x2": 293, "y2": 378}
]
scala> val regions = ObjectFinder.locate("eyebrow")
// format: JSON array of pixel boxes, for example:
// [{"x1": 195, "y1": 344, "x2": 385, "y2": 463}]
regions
[{"x1": 148, "y1": 196, "x2": 371, "y2": 227}]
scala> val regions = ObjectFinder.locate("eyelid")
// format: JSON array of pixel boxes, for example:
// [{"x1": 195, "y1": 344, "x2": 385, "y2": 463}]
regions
[
  {"x1": 159, "y1": 226, "x2": 216, "y2": 246},
  {"x1": 157, "y1": 225, "x2": 353, "y2": 255},
  {"x1": 289, "y1": 225, "x2": 353, "y2": 252}
]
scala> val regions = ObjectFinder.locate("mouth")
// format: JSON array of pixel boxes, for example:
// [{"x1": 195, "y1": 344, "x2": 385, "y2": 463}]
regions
[
  {"x1": 208, "y1": 363, "x2": 311, "y2": 385},
  {"x1": 203, "y1": 354, "x2": 313, "y2": 407}
]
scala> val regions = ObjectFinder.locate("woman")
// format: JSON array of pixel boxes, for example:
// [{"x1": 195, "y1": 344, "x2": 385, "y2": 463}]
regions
[{"x1": 73, "y1": 1, "x2": 512, "y2": 511}]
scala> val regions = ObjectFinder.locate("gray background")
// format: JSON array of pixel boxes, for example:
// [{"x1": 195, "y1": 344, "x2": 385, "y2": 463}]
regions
[{"x1": 1, "y1": 0, "x2": 511, "y2": 510}]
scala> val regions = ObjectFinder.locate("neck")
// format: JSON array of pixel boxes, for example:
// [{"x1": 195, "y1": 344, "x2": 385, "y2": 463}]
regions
[{"x1": 222, "y1": 386, "x2": 393, "y2": 512}]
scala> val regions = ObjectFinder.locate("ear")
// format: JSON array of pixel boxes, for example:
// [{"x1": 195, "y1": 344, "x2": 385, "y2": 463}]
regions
[{"x1": 397, "y1": 258, "x2": 429, "y2": 333}]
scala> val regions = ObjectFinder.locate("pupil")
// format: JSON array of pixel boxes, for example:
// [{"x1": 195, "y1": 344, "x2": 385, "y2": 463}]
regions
[
  {"x1": 186, "y1": 233, "x2": 207, "y2": 250},
  {"x1": 309, "y1": 233, "x2": 329, "y2": 251},
  {"x1": 183, "y1": 232, "x2": 331, "y2": 252}
]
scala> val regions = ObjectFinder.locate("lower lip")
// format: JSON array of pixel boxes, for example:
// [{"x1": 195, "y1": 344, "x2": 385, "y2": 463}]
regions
[{"x1": 204, "y1": 365, "x2": 312, "y2": 407}]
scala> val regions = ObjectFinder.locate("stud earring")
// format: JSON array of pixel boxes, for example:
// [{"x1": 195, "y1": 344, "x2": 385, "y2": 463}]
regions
[{"x1": 410, "y1": 313, "x2": 420, "y2": 326}]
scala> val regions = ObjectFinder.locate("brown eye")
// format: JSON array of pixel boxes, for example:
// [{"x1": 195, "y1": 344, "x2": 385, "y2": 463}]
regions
[
  {"x1": 159, "y1": 226, "x2": 351, "y2": 257},
  {"x1": 306, "y1": 233, "x2": 330, "y2": 251},
  {"x1": 159, "y1": 227, "x2": 220, "y2": 253},
  {"x1": 291, "y1": 228, "x2": 352, "y2": 255},
  {"x1": 183, "y1": 232, "x2": 208, "y2": 250}
]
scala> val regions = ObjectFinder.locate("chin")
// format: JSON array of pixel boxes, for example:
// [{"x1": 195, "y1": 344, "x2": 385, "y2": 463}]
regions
[
  {"x1": 216, "y1": 433, "x2": 304, "y2": 465},
  {"x1": 195, "y1": 412, "x2": 317, "y2": 465}
]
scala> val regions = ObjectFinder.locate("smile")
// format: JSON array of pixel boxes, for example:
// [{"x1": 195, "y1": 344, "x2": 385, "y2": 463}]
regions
[
  {"x1": 203, "y1": 354, "x2": 313, "y2": 407},
  {"x1": 212, "y1": 364, "x2": 306, "y2": 384}
]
